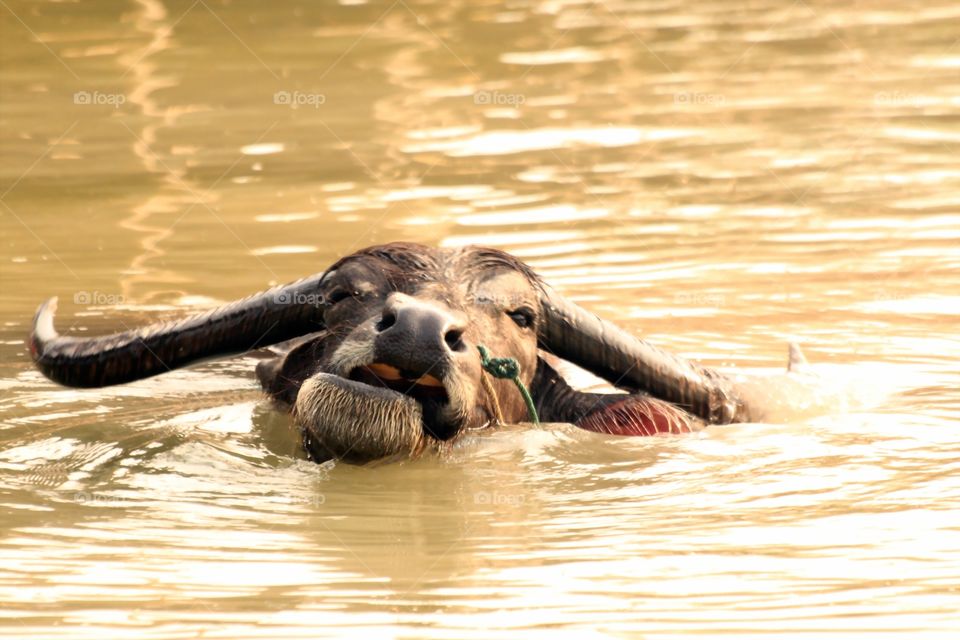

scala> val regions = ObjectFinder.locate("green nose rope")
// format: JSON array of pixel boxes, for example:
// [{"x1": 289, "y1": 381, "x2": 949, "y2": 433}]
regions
[{"x1": 477, "y1": 345, "x2": 540, "y2": 424}]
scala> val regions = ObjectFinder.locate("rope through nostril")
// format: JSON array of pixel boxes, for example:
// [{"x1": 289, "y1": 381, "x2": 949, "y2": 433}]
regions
[{"x1": 477, "y1": 345, "x2": 540, "y2": 424}]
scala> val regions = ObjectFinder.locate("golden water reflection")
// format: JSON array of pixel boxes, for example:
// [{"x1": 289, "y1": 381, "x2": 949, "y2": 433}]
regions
[{"x1": 1, "y1": 0, "x2": 959, "y2": 638}]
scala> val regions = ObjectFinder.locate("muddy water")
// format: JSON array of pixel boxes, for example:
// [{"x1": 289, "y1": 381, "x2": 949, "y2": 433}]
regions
[{"x1": 1, "y1": 0, "x2": 959, "y2": 637}]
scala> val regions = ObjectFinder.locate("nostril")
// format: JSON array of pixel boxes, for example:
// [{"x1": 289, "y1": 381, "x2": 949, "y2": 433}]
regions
[
  {"x1": 376, "y1": 311, "x2": 396, "y2": 333},
  {"x1": 444, "y1": 328, "x2": 466, "y2": 352}
]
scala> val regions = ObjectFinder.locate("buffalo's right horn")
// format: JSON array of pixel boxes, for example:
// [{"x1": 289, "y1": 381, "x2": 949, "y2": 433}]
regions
[
  {"x1": 538, "y1": 285, "x2": 749, "y2": 424},
  {"x1": 30, "y1": 272, "x2": 332, "y2": 388}
]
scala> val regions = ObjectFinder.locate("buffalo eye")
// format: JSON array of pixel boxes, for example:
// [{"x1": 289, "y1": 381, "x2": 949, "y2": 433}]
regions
[
  {"x1": 506, "y1": 307, "x2": 535, "y2": 329},
  {"x1": 324, "y1": 288, "x2": 356, "y2": 306}
]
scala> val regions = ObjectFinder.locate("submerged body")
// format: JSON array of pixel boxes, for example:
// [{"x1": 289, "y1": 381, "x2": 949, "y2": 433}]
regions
[{"x1": 30, "y1": 243, "x2": 778, "y2": 464}]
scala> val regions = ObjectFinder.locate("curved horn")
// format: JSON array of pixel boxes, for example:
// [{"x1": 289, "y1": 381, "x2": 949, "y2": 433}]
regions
[
  {"x1": 30, "y1": 272, "x2": 331, "y2": 388},
  {"x1": 538, "y1": 285, "x2": 748, "y2": 424}
]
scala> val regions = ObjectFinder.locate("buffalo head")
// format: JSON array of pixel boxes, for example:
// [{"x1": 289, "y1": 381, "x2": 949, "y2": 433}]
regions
[{"x1": 284, "y1": 245, "x2": 544, "y2": 462}]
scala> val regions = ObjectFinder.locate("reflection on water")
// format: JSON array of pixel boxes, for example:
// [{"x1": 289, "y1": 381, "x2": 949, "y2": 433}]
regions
[{"x1": 1, "y1": 0, "x2": 959, "y2": 637}]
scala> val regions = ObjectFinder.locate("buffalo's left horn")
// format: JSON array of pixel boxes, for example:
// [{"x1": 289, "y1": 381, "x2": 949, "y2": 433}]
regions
[
  {"x1": 537, "y1": 285, "x2": 749, "y2": 424},
  {"x1": 30, "y1": 273, "x2": 331, "y2": 388}
]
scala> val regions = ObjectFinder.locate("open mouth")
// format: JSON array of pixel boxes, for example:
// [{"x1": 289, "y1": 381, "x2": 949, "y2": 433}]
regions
[
  {"x1": 347, "y1": 363, "x2": 457, "y2": 440},
  {"x1": 294, "y1": 360, "x2": 470, "y2": 463}
]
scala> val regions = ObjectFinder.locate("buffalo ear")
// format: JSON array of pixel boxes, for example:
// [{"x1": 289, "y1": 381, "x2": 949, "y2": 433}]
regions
[
  {"x1": 256, "y1": 331, "x2": 329, "y2": 407},
  {"x1": 536, "y1": 285, "x2": 747, "y2": 424}
]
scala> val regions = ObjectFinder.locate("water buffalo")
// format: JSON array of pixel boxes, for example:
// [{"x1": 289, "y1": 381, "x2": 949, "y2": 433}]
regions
[{"x1": 30, "y1": 243, "x2": 794, "y2": 464}]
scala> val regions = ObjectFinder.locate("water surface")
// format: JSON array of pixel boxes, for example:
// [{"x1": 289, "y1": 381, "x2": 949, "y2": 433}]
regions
[{"x1": 1, "y1": 0, "x2": 959, "y2": 637}]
